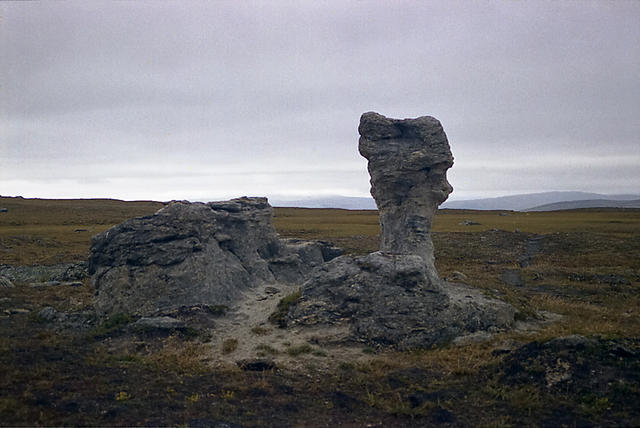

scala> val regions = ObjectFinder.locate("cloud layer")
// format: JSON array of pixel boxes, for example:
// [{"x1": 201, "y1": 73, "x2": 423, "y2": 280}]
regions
[{"x1": 2, "y1": 1, "x2": 639, "y2": 201}]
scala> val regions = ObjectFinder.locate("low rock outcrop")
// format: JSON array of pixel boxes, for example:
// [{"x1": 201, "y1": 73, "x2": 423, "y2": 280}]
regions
[
  {"x1": 287, "y1": 112, "x2": 516, "y2": 348},
  {"x1": 290, "y1": 252, "x2": 514, "y2": 349},
  {"x1": 89, "y1": 197, "x2": 341, "y2": 318},
  {"x1": 0, "y1": 262, "x2": 88, "y2": 284}
]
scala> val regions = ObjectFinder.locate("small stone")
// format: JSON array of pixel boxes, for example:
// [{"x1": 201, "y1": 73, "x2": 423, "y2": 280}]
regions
[
  {"x1": 133, "y1": 316, "x2": 185, "y2": 330},
  {"x1": 30, "y1": 281, "x2": 61, "y2": 288},
  {"x1": 568, "y1": 272, "x2": 587, "y2": 282},
  {"x1": 7, "y1": 308, "x2": 30, "y2": 315},
  {"x1": 319, "y1": 244, "x2": 344, "y2": 262},
  {"x1": 0, "y1": 276, "x2": 14, "y2": 288},
  {"x1": 459, "y1": 220, "x2": 481, "y2": 226},
  {"x1": 263, "y1": 286, "x2": 280, "y2": 295},
  {"x1": 65, "y1": 281, "x2": 84, "y2": 287},
  {"x1": 38, "y1": 306, "x2": 58, "y2": 322}
]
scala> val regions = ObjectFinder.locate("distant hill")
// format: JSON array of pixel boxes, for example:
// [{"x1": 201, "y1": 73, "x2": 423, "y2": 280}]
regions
[
  {"x1": 440, "y1": 191, "x2": 640, "y2": 211},
  {"x1": 271, "y1": 191, "x2": 640, "y2": 211},
  {"x1": 526, "y1": 199, "x2": 640, "y2": 211}
]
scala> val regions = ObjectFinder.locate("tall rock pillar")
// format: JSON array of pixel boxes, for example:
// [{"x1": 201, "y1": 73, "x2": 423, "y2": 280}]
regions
[{"x1": 358, "y1": 112, "x2": 454, "y2": 282}]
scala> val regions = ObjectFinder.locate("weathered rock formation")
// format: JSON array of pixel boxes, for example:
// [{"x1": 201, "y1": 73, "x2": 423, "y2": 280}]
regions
[
  {"x1": 88, "y1": 112, "x2": 516, "y2": 349},
  {"x1": 89, "y1": 197, "x2": 341, "y2": 318},
  {"x1": 290, "y1": 252, "x2": 514, "y2": 349},
  {"x1": 287, "y1": 113, "x2": 515, "y2": 348},
  {"x1": 358, "y1": 111, "x2": 453, "y2": 284}
]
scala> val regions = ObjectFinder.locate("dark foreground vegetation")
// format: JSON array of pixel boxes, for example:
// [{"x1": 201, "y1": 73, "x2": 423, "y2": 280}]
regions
[{"x1": 1, "y1": 196, "x2": 639, "y2": 426}]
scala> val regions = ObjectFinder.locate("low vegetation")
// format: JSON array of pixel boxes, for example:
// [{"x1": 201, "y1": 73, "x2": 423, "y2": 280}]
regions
[
  {"x1": 268, "y1": 290, "x2": 302, "y2": 328},
  {"x1": 1, "y1": 196, "x2": 639, "y2": 426},
  {"x1": 221, "y1": 338, "x2": 239, "y2": 354}
]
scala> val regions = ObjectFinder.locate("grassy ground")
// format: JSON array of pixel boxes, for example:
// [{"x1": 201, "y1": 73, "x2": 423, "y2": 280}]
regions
[
  {"x1": 1, "y1": 197, "x2": 639, "y2": 426},
  {"x1": 0, "y1": 197, "x2": 164, "y2": 265}
]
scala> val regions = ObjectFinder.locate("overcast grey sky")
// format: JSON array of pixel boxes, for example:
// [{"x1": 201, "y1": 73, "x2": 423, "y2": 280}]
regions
[{"x1": 2, "y1": 1, "x2": 639, "y2": 201}]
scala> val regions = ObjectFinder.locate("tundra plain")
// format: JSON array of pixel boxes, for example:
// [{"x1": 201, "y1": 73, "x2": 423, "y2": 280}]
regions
[{"x1": 1, "y1": 196, "x2": 639, "y2": 427}]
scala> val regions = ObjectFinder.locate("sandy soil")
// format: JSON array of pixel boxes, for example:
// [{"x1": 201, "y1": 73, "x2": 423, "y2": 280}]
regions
[{"x1": 206, "y1": 281, "x2": 376, "y2": 370}]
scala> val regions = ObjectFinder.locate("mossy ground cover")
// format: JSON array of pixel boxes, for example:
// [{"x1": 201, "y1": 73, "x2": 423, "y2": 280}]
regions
[{"x1": 1, "y1": 197, "x2": 639, "y2": 426}]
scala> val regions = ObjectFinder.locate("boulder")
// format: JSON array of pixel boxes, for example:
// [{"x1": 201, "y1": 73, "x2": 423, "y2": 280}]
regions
[{"x1": 89, "y1": 197, "x2": 341, "y2": 318}]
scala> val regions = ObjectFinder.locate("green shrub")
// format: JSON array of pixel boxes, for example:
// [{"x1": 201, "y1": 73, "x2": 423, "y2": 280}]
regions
[
  {"x1": 268, "y1": 290, "x2": 301, "y2": 328},
  {"x1": 255, "y1": 343, "x2": 280, "y2": 356},
  {"x1": 286, "y1": 343, "x2": 313, "y2": 356}
]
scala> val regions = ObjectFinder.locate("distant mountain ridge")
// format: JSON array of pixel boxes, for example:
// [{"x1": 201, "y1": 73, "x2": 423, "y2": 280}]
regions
[
  {"x1": 526, "y1": 199, "x2": 640, "y2": 211},
  {"x1": 271, "y1": 191, "x2": 640, "y2": 211},
  {"x1": 440, "y1": 191, "x2": 640, "y2": 211}
]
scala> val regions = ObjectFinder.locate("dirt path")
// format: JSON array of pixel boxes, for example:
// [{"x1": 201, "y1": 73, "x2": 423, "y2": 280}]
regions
[{"x1": 206, "y1": 282, "x2": 374, "y2": 370}]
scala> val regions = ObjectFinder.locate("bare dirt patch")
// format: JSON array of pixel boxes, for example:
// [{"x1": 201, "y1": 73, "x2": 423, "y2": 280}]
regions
[{"x1": 207, "y1": 281, "x2": 376, "y2": 371}]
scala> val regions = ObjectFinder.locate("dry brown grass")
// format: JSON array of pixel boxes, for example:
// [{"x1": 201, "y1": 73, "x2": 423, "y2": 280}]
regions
[
  {"x1": 0, "y1": 197, "x2": 162, "y2": 264},
  {"x1": 1, "y1": 197, "x2": 639, "y2": 426},
  {"x1": 142, "y1": 335, "x2": 211, "y2": 374}
]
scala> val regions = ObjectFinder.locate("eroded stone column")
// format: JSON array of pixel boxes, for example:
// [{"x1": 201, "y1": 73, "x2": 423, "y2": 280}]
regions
[{"x1": 358, "y1": 112, "x2": 454, "y2": 279}]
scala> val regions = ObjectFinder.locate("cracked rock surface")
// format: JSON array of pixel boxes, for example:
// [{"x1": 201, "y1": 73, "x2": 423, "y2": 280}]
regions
[
  {"x1": 359, "y1": 111, "x2": 454, "y2": 284},
  {"x1": 289, "y1": 252, "x2": 515, "y2": 349},
  {"x1": 89, "y1": 197, "x2": 341, "y2": 318}
]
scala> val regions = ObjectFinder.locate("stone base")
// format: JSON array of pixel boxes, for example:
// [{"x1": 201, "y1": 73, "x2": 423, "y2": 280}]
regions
[{"x1": 288, "y1": 252, "x2": 515, "y2": 349}]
